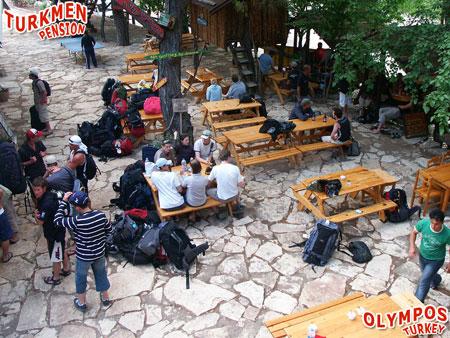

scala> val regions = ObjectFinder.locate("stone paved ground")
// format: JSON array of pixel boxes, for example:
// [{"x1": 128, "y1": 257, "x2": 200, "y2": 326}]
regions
[{"x1": 0, "y1": 11, "x2": 449, "y2": 338}]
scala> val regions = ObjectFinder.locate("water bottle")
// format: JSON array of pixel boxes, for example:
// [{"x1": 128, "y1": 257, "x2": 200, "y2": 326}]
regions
[
  {"x1": 145, "y1": 158, "x2": 151, "y2": 176},
  {"x1": 181, "y1": 159, "x2": 187, "y2": 174},
  {"x1": 323, "y1": 113, "x2": 328, "y2": 123},
  {"x1": 307, "y1": 324, "x2": 317, "y2": 338}
]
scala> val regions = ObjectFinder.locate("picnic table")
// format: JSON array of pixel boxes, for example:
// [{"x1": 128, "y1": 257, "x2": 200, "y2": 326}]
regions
[
  {"x1": 60, "y1": 37, "x2": 104, "y2": 63},
  {"x1": 268, "y1": 72, "x2": 290, "y2": 105},
  {"x1": 121, "y1": 110, "x2": 166, "y2": 147},
  {"x1": 291, "y1": 166, "x2": 398, "y2": 223},
  {"x1": 117, "y1": 74, "x2": 152, "y2": 91},
  {"x1": 124, "y1": 50, "x2": 159, "y2": 72},
  {"x1": 181, "y1": 67, "x2": 223, "y2": 102},
  {"x1": 201, "y1": 99, "x2": 261, "y2": 126},
  {"x1": 418, "y1": 162, "x2": 450, "y2": 213},
  {"x1": 265, "y1": 292, "x2": 422, "y2": 338}
]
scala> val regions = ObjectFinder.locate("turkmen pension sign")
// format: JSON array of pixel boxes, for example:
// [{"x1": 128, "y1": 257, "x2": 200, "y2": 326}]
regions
[{"x1": 3, "y1": 2, "x2": 87, "y2": 40}]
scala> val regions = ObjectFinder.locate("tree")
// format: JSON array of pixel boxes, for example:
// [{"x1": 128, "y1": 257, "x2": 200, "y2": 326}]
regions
[{"x1": 113, "y1": 9, "x2": 130, "y2": 46}]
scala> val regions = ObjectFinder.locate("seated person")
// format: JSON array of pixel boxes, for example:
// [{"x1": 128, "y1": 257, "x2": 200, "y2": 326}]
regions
[
  {"x1": 206, "y1": 78, "x2": 222, "y2": 102},
  {"x1": 151, "y1": 158, "x2": 184, "y2": 211},
  {"x1": 194, "y1": 130, "x2": 217, "y2": 165},
  {"x1": 372, "y1": 102, "x2": 412, "y2": 134},
  {"x1": 224, "y1": 74, "x2": 246, "y2": 100},
  {"x1": 154, "y1": 140, "x2": 176, "y2": 163},
  {"x1": 182, "y1": 160, "x2": 208, "y2": 208},
  {"x1": 321, "y1": 107, "x2": 351, "y2": 144},
  {"x1": 175, "y1": 134, "x2": 195, "y2": 165},
  {"x1": 44, "y1": 155, "x2": 76, "y2": 193},
  {"x1": 289, "y1": 98, "x2": 315, "y2": 120},
  {"x1": 287, "y1": 61, "x2": 300, "y2": 93}
]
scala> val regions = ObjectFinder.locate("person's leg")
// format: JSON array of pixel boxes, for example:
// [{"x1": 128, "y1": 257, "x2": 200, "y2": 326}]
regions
[
  {"x1": 3, "y1": 196, "x2": 19, "y2": 242},
  {"x1": 1, "y1": 240, "x2": 11, "y2": 262},
  {"x1": 75, "y1": 258, "x2": 90, "y2": 308},
  {"x1": 415, "y1": 255, "x2": 444, "y2": 302},
  {"x1": 85, "y1": 50, "x2": 91, "y2": 69},
  {"x1": 36, "y1": 105, "x2": 52, "y2": 134},
  {"x1": 206, "y1": 188, "x2": 219, "y2": 201},
  {"x1": 321, "y1": 135, "x2": 333, "y2": 143},
  {"x1": 91, "y1": 256, "x2": 110, "y2": 304},
  {"x1": 91, "y1": 50, "x2": 97, "y2": 67}
]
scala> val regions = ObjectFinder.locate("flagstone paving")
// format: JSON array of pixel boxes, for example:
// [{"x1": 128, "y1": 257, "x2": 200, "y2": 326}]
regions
[{"x1": 0, "y1": 12, "x2": 449, "y2": 338}]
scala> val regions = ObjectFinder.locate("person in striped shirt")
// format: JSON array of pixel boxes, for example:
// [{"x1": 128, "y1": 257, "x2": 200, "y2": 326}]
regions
[{"x1": 54, "y1": 191, "x2": 112, "y2": 312}]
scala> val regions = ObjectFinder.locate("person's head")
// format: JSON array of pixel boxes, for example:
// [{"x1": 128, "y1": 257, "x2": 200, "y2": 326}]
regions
[
  {"x1": 318, "y1": 42, "x2": 323, "y2": 49},
  {"x1": 155, "y1": 158, "x2": 172, "y2": 172},
  {"x1": 210, "y1": 78, "x2": 217, "y2": 86},
  {"x1": 201, "y1": 130, "x2": 212, "y2": 145},
  {"x1": 269, "y1": 50, "x2": 276, "y2": 57},
  {"x1": 84, "y1": 30, "x2": 89, "y2": 36},
  {"x1": 161, "y1": 140, "x2": 172, "y2": 153},
  {"x1": 45, "y1": 155, "x2": 59, "y2": 172},
  {"x1": 29, "y1": 67, "x2": 39, "y2": 80},
  {"x1": 219, "y1": 149, "x2": 231, "y2": 162},
  {"x1": 190, "y1": 159, "x2": 201, "y2": 174},
  {"x1": 231, "y1": 74, "x2": 239, "y2": 83},
  {"x1": 303, "y1": 64, "x2": 311, "y2": 76},
  {"x1": 290, "y1": 61, "x2": 298, "y2": 69},
  {"x1": 301, "y1": 98, "x2": 312, "y2": 110},
  {"x1": 332, "y1": 107, "x2": 343, "y2": 119},
  {"x1": 68, "y1": 191, "x2": 90, "y2": 212},
  {"x1": 180, "y1": 134, "x2": 190, "y2": 146},
  {"x1": 429, "y1": 208, "x2": 445, "y2": 232},
  {"x1": 26, "y1": 128, "x2": 43, "y2": 142},
  {"x1": 32, "y1": 176, "x2": 48, "y2": 200},
  {"x1": 68, "y1": 135, "x2": 82, "y2": 151}
]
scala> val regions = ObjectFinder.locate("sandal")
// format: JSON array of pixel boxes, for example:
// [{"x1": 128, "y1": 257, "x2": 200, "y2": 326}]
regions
[
  {"x1": 2, "y1": 252, "x2": 13, "y2": 263},
  {"x1": 43, "y1": 275, "x2": 61, "y2": 285},
  {"x1": 100, "y1": 293, "x2": 111, "y2": 307},
  {"x1": 73, "y1": 298, "x2": 87, "y2": 312},
  {"x1": 61, "y1": 269, "x2": 71, "y2": 277}
]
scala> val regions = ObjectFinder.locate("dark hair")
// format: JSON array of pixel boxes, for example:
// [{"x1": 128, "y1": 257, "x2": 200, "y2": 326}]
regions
[
  {"x1": 180, "y1": 134, "x2": 189, "y2": 142},
  {"x1": 318, "y1": 42, "x2": 323, "y2": 47},
  {"x1": 303, "y1": 64, "x2": 311, "y2": 71},
  {"x1": 190, "y1": 160, "x2": 201, "y2": 174},
  {"x1": 429, "y1": 208, "x2": 445, "y2": 223},
  {"x1": 219, "y1": 149, "x2": 231, "y2": 162},
  {"x1": 269, "y1": 50, "x2": 276, "y2": 56},
  {"x1": 32, "y1": 176, "x2": 48, "y2": 189},
  {"x1": 162, "y1": 139, "x2": 171, "y2": 145},
  {"x1": 333, "y1": 107, "x2": 343, "y2": 118},
  {"x1": 231, "y1": 74, "x2": 239, "y2": 83}
]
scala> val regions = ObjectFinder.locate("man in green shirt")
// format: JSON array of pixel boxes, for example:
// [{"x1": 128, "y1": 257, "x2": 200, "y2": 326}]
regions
[{"x1": 409, "y1": 209, "x2": 450, "y2": 302}]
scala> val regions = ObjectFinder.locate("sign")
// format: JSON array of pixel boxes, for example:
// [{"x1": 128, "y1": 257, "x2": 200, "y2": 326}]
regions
[
  {"x1": 197, "y1": 17, "x2": 208, "y2": 26},
  {"x1": 172, "y1": 98, "x2": 189, "y2": 113},
  {"x1": 158, "y1": 13, "x2": 175, "y2": 29},
  {"x1": 145, "y1": 49, "x2": 207, "y2": 61}
]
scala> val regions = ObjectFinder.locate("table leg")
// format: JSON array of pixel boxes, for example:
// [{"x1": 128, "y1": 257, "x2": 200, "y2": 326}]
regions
[
  {"x1": 272, "y1": 79, "x2": 285, "y2": 105},
  {"x1": 441, "y1": 189, "x2": 450, "y2": 213},
  {"x1": 201, "y1": 109, "x2": 208, "y2": 126}
]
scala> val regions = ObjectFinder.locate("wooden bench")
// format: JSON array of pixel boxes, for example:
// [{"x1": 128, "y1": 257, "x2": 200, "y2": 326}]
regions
[
  {"x1": 296, "y1": 140, "x2": 351, "y2": 155},
  {"x1": 212, "y1": 117, "x2": 266, "y2": 132},
  {"x1": 327, "y1": 200, "x2": 397, "y2": 223},
  {"x1": 181, "y1": 80, "x2": 201, "y2": 95},
  {"x1": 239, "y1": 147, "x2": 302, "y2": 170},
  {"x1": 129, "y1": 63, "x2": 157, "y2": 74},
  {"x1": 265, "y1": 293, "x2": 365, "y2": 338}
]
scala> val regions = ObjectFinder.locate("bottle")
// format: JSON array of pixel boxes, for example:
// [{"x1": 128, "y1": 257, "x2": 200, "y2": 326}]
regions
[
  {"x1": 145, "y1": 158, "x2": 151, "y2": 176},
  {"x1": 323, "y1": 113, "x2": 328, "y2": 123},
  {"x1": 307, "y1": 324, "x2": 317, "y2": 338},
  {"x1": 181, "y1": 159, "x2": 187, "y2": 174},
  {"x1": 311, "y1": 111, "x2": 316, "y2": 121}
]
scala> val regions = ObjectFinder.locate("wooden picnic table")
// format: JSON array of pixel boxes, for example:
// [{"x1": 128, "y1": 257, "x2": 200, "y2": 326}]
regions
[
  {"x1": 124, "y1": 50, "x2": 160, "y2": 72},
  {"x1": 420, "y1": 162, "x2": 450, "y2": 212},
  {"x1": 201, "y1": 99, "x2": 261, "y2": 126},
  {"x1": 266, "y1": 292, "x2": 422, "y2": 338},
  {"x1": 117, "y1": 74, "x2": 153, "y2": 91},
  {"x1": 291, "y1": 166, "x2": 398, "y2": 223},
  {"x1": 268, "y1": 72, "x2": 290, "y2": 105},
  {"x1": 182, "y1": 67, "x2": 223, "y2": 102}
]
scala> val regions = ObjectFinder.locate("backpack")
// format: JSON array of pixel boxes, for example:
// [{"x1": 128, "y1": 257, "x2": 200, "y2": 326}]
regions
[
  {"x1": 98, "y1": 108, "x2": 123, "y2": 140},
  {"x1": 342, "y1": 241, "x2": 373, "y2": 264},
  {"x1": 138, "y1": 226, "x2": 160, "y2": 257},
  {"x1": 80, "y1": 152, "x2": 99, "y2": 180},
  {"x1": 101, "y1": 78, "x2": 116, "y2": 105},
  {"x1": 307, "y1": 179, "x2": 342, "y2": 198},
  {"x1": 40, "y1": 79, "x2": 51, "y2": 96},
  {"x1": 142, "y1": 145, "x2": 158, "y2": 162},
  {"x1": 160, "y1": 222, "x2": 209, "y2": 289},
  {"x1": 303, "y1": 220, "x2": 341, "y2": 266},
  {"x1": 144, "y1": 96, "x2": 162, "y2": 115},
  {"x1": 130, "y1": 89, "x2": 155, "y2": 110},
  {"x1": 118, "y1": 138, "x2": 133, "y2": 156},
  {"x1": 113, "y1": 98, "x2": 128, "y2": 116},
  {"x1": 0, "y1": 142, "x2": 27, "y2": 194},
  {"x1": 254, "y1": 96, "x2": 268, "y2": 118},
  {"x1": 387, "y1": 188, "x2": 408, "y2": 208},
  {"x1": 347, "y1": 137, "x2": 361, "y2": 156},
  {"x1": 384, "y1": 188, "x2": 418, "y2": 223},
  {"x1": 127, "y1": 183, "x2": 153, "y2": 210},
  {"x1": 29, "y1": 105, "x2": 46, "y2": 130},
  {"x1": 126, "y1": 106, "x2": 145, "y2": 138},
  {"x1": 77, "y1": 121, "x2": 95, "y2": 148}
]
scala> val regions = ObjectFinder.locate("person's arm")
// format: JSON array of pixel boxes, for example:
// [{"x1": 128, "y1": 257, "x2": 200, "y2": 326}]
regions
[
  {"x1": 238, "y1": 173, "x2": 245, "y2": 188},
  {"x1": 207, "y1": 142, "x2": 216, "y2": 162},
  {"x1": 53, "y1": 193, "x2": 77, "y2": 231},
  {"x1": 399, "y1": 102, "x2": 412, "y2": 110},
  {"x1": 81, "y1": 36, "x2": 84, "y2": 52},
  {"x1": 330, "y1": 123, "x2": 340, "y2": 140},
  {"x1": 104, "y1": 216, "x2": 112, "y2": 236},
  {"x1": 23, "y1": 156, "x2": 37, "y2": 167},
  {"x1": 409, "y1": 228, "x2": 419, "y2": 257},
  {"x1": 69, "y1": 152, "x2": 85, "y2": 168},
  {"x1": 206, "y1": 87, "x2": 211, "y2": 101},
  {"x1": 92, "y1": 36, "x2": 96, "y2": 47},
  {"x1": 195, "y1": 152, "x2": 208, "y2": 165},
  {"x1": 37, "y1": 80, "x2": 47, "y2": 102}
]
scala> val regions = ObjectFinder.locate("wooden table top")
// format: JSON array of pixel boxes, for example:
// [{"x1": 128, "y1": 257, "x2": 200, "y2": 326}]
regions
[
  {"x1": 283, "y1": 294, "x2": 406, "y2": 338},
  {"x1": 125, "y1": 50, "x2": 160, "y2": 61},
  {"x1": 422, "y1": 163, "x2": 450, "y2": 188},
  {"x1": 118, "y1": 73, "x2": 152, "y2": 85},
  {"x1": 202, "y1": 99, "x2": 261, "y2": 113},
  {"x1": 222, "y1": 116, "x2": 335, "y2": 145},
  {"x1": 268, "y1": 72, "x2": 288, "y2": 82},
  {"x1": 186, "y1": 67, "x2": 222, "y2": 83},
  {"x1": 138, "y1": 110, "x2": 163, "y2": 121}
]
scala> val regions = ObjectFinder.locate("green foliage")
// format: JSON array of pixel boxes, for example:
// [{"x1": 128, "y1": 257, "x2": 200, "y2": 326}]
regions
[{"x1": 137, "y1": 0, "x2": 164, "y2": 14}]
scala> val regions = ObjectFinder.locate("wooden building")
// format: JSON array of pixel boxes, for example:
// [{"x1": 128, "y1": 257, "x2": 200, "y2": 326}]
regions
[{"x1": 190, "y1": 0, "x2": 289, "y2": 49}]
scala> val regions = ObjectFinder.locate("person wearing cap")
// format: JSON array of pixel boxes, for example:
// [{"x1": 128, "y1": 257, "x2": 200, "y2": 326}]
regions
[
  {"x1": 194, "y1": 130, "x2": 217, "y2": 165},
  {"x1": 29, "y1": 68, "x2": 52, "y2": 135},
  {"x1": 67, "y1": 135, "x2": 88, "y2": 192},
  {"x1": 54, "y1": 191, "x2": 112, "y2": 312},
  {"x1": 19, "y1": 128, "x2": 47, "y2": 181},
  {"x1": 44, "y1": 155, "x2": 76, "y2": 193},
  {"x1": 289, "y1": 98, "x2": 315, "y2": 121},
  {"x1": 206, "y1": 78, "x2": 222, "y2": 102},
  {"x1": 154, "y1": 140, "x2": 176, "y2": 164},
  {"x1": 32, "y1": 177, "x2": 70, "y2": 285},
  {"x1": 151, "y1": 158, "x2": 185, "y2": 211}
]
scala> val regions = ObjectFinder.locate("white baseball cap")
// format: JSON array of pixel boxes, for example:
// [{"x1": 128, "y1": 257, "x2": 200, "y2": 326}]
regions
[
  {"x1": 155, "y1": 158, "x2": 173, "y2": 168},
  {"x1": 29, "y1": 67, "x2": 39, "y2": 77},
  {"x1": 44, "y1": 155, "x2": 58, "y2": 165},
  {"x1": 69, "y1": 135, "x2": 82, "y2": 145}
]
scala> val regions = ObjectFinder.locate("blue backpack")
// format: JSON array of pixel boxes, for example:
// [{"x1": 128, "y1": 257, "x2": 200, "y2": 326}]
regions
[{"x1": 303, "y1": 220, "x2": 341, "y2": 266}]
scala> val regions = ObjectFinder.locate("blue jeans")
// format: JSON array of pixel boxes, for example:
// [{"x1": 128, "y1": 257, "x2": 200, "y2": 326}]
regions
[
  {"x1": 415, "y1": 254, "x2": 444, "y2": 302},
  {"x1": 75, "y1": 256, "x2": 110, "y2": 294},
  {"x1": 84, "y1": 48, "x2": 97, "y2": 69}
]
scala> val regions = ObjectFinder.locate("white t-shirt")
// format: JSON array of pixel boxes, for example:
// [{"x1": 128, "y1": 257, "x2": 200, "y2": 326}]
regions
[
  {"x1": 194, "y1": 139, "x2": 217, "y2": 160},
  {"x1": 208, "y1": 162, "x2": 244, "y2": 200},
  {"x1": 182, "y1": 174, "x2": 208, "y2": 207},
  {"x1": 151, "y1": 171, "x2": 184, "y2": 209}
]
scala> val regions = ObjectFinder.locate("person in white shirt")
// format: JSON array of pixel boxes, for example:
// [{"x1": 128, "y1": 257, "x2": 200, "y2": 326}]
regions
[
  {"x1": 182, "y1": 160, "x2": 208, "y2": 208},
  {"x1": 194, "y1": 130, "x2": 217, "y2": 165},
  {"x1": 207, "y1": 149, "x2": 245, "y2": 204},
  {"x1": 151, "y1": 158, "x2": 185, "y2": 211}
]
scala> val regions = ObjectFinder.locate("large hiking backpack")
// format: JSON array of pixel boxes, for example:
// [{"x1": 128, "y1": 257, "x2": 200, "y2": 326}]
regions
[
  {"x1": 101, "y1": 78, "x2": 116, "y2": 106},
  {"x1": 40, "y1": 79, "x2": 51, "y2": 96},
  {"x1": 0, "y1": 142, "x2": 27, "y2": 194},
  {"x1": 98, "y1": 108, "x2": 123, "y2": 140},
  {"x1": 130, "y1": 88, "x2": 154, "y2": 110},
  {"x1": 126, "y1": 106, "x2": 145, "y2": 138},
  {"x1": 160, "y1": 221, "x2": 209, "y2": 289},
  {"x1": 303, "y1": 220, "x2": 341, "y2": 266},
  {"x1": 384, "y1": 187, "x2": 419, "y2": 222}
]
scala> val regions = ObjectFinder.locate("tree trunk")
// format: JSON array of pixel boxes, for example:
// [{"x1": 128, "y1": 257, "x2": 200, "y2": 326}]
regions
[
  {"x1": 159, "y1": 0, "x2": 192, "y2": 140},
  {"x1": 100, "y1": 0, "x2": 107, "y2": 41},
  {"x1": 113, "y1": 9, "x2": 130, "y2": 46}
]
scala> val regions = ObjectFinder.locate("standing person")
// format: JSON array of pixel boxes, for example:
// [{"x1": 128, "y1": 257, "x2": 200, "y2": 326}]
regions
[
  {"x1": 81, "y1": 31, "x2": 97, "y2": 69},
  {"x1": 54, "y1": 191, "x2": 112, "y2": 312},
  {"x1": 29, "y1": 68, "x2": 52, "y2": 135},
  {"x1": 32, "y1": 177, "x2": 70, "y2": 285},
  {"x1": 67, "y1": 135, "x2": 88, "y2": 192},
  {"x1": 151, "y1": 158, "x2": 185, "y2": 211},
  {"x1": 194, "y1": 130, "x2": 217, "y2": 165},
  {"x1": 224, "y1": 74, "x2": 247, "y2": 100},
  {"x1": 206, "y1": 78, "x2": 222, "y2": 102},
  {"x1": 19, "y1": 128, "x2": 47, "y2": 181},
  {"x1": 154, "y1": 140, "x2": 176, "y2": 164},
  {"x1": 315, "y1": 42, "x2": 326, "y2": 65},
  {"x1": 297, "y1": 65, "x2": 312, "y2": 102},
  {"x1": 321, "y1": 107, "x2": 351, "y2": 144},
  {"x1": 175, "y1": 134, "x2": 195, "y2": 165},
  {"x1": 259, "y1": 50, "x2": 276, "y2": 94},
  {"x1": 44, "y1": 155, "x2": 76, "y2": 193},
  {"x1": 409, "y1": 209, "x2": 450, "y2": 303},
  {"x1": 0, "y1": 189, "x2": 13, "y2": 263},
  {"x1": 337, "y1": 78, "x2": 351, "y2": 118},
  {"x1": 0, "y1": 185, "x2": 19, "y2": 244}
]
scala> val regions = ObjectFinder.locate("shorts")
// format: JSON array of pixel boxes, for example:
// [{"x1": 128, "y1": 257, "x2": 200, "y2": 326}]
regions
[
  {"x1": 36, "y1": 104, "x2": 49, "y2": 123},
  {"x1": 207, "y1": 188, "x2": 238, "y2": 203},
  {"x1": 0, "y1": 212, "x2": 13, "y2": 242},
  {"x1": 321, "y1": 136, "x2": 343, "y2": 144},
  {"x1": 339, "y1": 92, "x2": 352, "y2": 108},
  {"x1": 47, "y1": 239, "x2": 65, "y2": 263}
]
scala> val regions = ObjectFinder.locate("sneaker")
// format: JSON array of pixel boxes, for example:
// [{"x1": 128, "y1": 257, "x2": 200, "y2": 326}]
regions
[
  {"x1": 73, "y1": 298, "x2": 87, "y2": 313},
  {"x1": 100, "y1": 293, "x2": 111, "y2": 307}
]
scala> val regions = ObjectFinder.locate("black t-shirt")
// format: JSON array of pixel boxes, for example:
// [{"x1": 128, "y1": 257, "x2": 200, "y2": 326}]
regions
[
  {"x1": 175, "y1": 144, "x2": 195, "y2": 165},
  {"x1": 297, "y1": 72, "x2": 310, "y2": 97},
  {"x1": 81, "y1": 35, "x2": 96, "y2": 50},
  {"x1": 19, "y1": 141, "x2": 47, "y2": 180},
  {"x1": 37, "y1": 191, "x2": 65, "y2": 242}
]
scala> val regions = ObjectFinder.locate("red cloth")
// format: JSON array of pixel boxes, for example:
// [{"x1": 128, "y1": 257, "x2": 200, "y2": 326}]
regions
[{"x1": 124, "y1": 208, "x2": 148, "y2": 220}]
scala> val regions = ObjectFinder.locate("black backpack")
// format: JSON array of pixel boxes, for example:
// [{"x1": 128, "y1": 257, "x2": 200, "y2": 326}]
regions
[
  {"x1": 77, "y1": 151, "x2": 99, "y2": 181},
  {"x1": 111, "y1": 163, "x2": 149, "y2": 210},
  {"x1": 341, "y1": 241, "x2": 373, "y2": 264},
  {"x1": 160, "y1": 222, "x2": 209, "y2": 289},
  {"x1": 347, "y1": 137, "x2": 361, "y2": 156},
  {"x1": 0, "y1": 142, "x2": 27, "y2": 194},
  {"x1": 40, "y1": 79, "x2": 51, "y2": 96},
  {"x1": 98, "y1": 108, "x2": 123, "y2": 140},
  {"x1": 302, "y1": 220, "x2": 341, "y2": 266},
  {"x1": 387, "y1": 188, "x2": 407, "y2": 208},
  {"x1": 29, "y1": 106, "x2": 46, "y2": 130},
  {"x1": 101, "y1": 78, "x2": 116, "y2": 106},
  {"x1": 77, "y1": 121, "x2": 95, "y2": 148}
]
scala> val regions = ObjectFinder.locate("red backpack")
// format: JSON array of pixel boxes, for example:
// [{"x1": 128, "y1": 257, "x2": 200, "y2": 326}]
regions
[
  {"x1": 143, "y1": 96, "x2": 162, "y2": 115},
  {"x1": 113, "y1": 98, "x2": 128, "y2": 116},
  {"x1": 119, "y1": 138, "x2": 133, "y2": 155}
]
